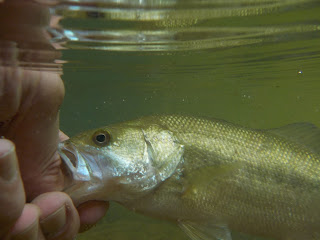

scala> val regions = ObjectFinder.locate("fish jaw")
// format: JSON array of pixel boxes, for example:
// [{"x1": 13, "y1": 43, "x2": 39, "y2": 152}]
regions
[
  {"x1": 57, "y1": 136, "x2": 160, "y2": 205},
  {"x1": 58, "y1": 140, "x2": 107, "y2": 206},
  {"x1": 58, "y1": 123, "x2": 186, "y2": 206}
]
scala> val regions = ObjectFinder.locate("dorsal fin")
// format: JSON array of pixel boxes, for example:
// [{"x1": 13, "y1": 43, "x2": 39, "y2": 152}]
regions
[{"x1": 266, "y1": 122, "x2": 320, "y2": 155}]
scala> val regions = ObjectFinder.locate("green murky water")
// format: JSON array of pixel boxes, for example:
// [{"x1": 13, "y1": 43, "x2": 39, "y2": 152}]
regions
[{"x1": 57, "y1": 1, "x2": 320, "y2": 239}]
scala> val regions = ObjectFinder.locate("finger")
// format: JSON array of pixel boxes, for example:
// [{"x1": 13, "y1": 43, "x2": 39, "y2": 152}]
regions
[
  {"x1": 0, "y1": 139, "x2": 25, "y2": 238},
  {"x1": 77, "y1": 201, "x2": 109, "y2": 232},
  {"x1": 5, "y1": 69, "x2": 65, "y2": 201},
  {"x1": 0, "y1": 66, "x2": 22, "y2": 125},
  {"x1": 0, "y1": 0, "x2": 61, "y2": 62},
  {"x1": 9, "y1": 204, "x2": 43, "y2": 240},
  {"x1": 32, "y1": 192, "x2": 80, "y2": 240}
]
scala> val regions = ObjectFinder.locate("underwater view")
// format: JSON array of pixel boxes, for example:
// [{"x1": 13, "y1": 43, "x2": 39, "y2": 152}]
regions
[
  {"x1": 58, "y1": 1, "x2": 320, "y2": 239},
  {"x1": 1, "y1": 0, "x2": 320, "y2": 239}
]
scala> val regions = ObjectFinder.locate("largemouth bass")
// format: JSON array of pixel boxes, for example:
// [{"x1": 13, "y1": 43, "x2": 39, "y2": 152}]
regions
[{"x1": 58, "y1": 115, "x2": 320, "y2": 240}]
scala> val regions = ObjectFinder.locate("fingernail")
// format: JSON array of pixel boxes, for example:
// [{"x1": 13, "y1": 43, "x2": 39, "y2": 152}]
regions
[
  {"x1": 11, "y1": 220, "x2": 38, "y2": 240},
  {"x1": 0, "y1": 139, "x2": 17, "y2": 181},
  {"x1": 40, "y1": 205, "x2": 66, "y2": 239}
]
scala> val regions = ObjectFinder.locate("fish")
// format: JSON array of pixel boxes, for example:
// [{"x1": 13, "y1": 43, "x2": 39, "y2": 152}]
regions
[{"x1": 58, "y1": 115, "x2": 320, "y2": 240}]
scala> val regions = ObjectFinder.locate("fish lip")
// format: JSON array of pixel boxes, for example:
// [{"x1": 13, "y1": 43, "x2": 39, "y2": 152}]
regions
[
  {"x1": 58, "y1": 140, "x2": 106, "y2": 193},
  {"x1": 58, "y1": 140, "x2": 108, "y2": 205},
  {"x1": 58, "y1": 141, "x2": 91, "y2": 182}
]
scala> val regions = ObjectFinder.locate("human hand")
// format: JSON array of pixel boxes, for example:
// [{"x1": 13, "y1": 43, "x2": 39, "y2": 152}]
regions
[
  {"x1": 0, "y1": 68, "x2": 108, "y2": 240},
  {"x1": 0, "y1": 0, "x2": 109, "y2": 238}
]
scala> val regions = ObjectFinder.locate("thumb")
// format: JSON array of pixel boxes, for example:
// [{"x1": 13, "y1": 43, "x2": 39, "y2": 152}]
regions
[{"x1": 0, "y1": 139, "x2": 25, "y2": 238}]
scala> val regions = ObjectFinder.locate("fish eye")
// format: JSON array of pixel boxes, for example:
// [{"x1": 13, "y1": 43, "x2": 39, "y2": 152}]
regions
[{"x1": 92, "y1": 131, "x2": 110, "y2": 146}]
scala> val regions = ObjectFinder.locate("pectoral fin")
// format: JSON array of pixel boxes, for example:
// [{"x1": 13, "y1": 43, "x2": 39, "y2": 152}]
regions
[
  {"x1": 179, "y1": 220, "x2": 232, "y2": 240},
  {"x1": 182, "y1": 163, "x2": 241, "y2": 198}
]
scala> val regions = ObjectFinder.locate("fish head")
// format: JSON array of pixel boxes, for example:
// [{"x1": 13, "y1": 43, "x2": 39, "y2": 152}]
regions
[{"x1": 58, "y1": 122, "x2": 184, "y2": 205}]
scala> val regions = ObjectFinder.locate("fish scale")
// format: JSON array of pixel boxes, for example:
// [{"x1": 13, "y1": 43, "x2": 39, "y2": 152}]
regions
[{"x1": 59, "y1": 115, "x2": 320, "y2": 240}]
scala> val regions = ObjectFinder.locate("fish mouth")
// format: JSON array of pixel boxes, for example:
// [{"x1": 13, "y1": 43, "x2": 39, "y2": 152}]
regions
[
  {"x1": 60, "y1": 147, "x2": 77, "y2": 168},
  {"x1": 58, "y1": 141, "x2": 91, "y2": 183},
  {"x1": 58, "y1": 140, "x2": 106, "y2": 205}
]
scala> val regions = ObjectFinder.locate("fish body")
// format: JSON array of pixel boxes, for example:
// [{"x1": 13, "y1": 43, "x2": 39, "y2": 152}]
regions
[{"x1": 59, "y1": 115, "x2": 320, "y2": 240}]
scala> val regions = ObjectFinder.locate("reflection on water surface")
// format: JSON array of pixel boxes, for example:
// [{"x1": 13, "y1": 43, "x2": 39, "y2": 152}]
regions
[{"x1": 47, "y1": 0, "x2": 320, "y2": 51}]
